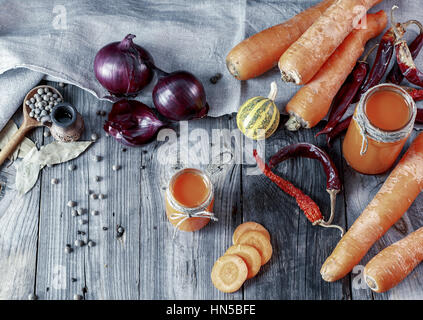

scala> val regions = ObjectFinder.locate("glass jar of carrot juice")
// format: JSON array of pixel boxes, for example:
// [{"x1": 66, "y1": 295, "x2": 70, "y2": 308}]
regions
[
  {"x1": 343, "y1": 83, "x2": 416, "y2": 175},
  {"x1": 165, "y1": 168, "x2": 216, "y2": 232}
]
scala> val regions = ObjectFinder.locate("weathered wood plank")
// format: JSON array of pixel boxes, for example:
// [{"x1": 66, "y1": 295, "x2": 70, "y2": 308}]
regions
[
  {"x1": 84, "y1": 94, "x2": 141, "y2": 300},
  {"x1": 34, "y1": 83, "x2": 92, "y2": 299},
  {"x1": 138, "y1": 115, "x2": 243, "y2": 299},
  {"x1": 0, "y1": 105, "x2": 43, "y2": 300},
  {"x1": 241, "y1": 121, "x2": 349, "y2": 300}
]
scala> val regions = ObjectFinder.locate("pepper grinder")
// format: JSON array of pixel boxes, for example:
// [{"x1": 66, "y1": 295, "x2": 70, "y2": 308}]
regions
[{"x1": 49, "y1": 103, "x2": 84, "y2": 142}]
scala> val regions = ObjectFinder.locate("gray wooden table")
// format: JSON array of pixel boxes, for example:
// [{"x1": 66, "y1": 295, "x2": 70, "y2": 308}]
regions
[{"x1": 1, "y1": 80, "x2": 422, "y2": 300}]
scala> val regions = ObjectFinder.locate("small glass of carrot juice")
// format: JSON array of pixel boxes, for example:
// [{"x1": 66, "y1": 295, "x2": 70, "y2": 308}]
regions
[
  {"x1": 165, "y1": 168, "x2": 215, "y2": 232},
  {"x1": 343, "y1": 83, "x2": 416, "y2": 175}
]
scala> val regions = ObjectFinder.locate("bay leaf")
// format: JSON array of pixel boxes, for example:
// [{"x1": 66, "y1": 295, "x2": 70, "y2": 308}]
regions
[
  {"x1": 28, "y1": 141, "x2": 92, "y2": 166},
  {"x1": 15, "y1": 146, "x2": 43, "y2": 195},
  {"x1": 15, "y1": 141, "x2": 92, "y2": 195}
]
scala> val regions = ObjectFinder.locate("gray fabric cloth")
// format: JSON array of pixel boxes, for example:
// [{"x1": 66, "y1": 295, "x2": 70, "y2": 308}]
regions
[{"x1": 0, "y1": 0, "x2": 421, "y2": 132}]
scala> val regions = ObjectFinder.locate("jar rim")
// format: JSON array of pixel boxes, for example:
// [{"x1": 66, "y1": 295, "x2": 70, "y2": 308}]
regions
[
  {"x1": 166, "y1": 168, "x2": 214, "y2": 213},
  {"x1": 355, "y1": 83, "x2": 416, "y2": 143}
]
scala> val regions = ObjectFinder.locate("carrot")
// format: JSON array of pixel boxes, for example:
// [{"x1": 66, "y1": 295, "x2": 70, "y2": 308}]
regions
[
  {"x1": 321, "y1": 132, "x2": 423, "y2": 282},
  {"x1": 364, "y1": 227, "x2": 423, "y2": 293},
  {"x1": 225, "y1": 244, "x2": 262, "y2": 279},
  {"x1": 226, "y1": 0, "x2": 335, "y2": 80},
  {"x1": 211, "y1": 254, "x2": 248, "y2": 293},
  {"x1": 278, "y1": 0, "x2": 383, "y2": 85},
  {"x1": 237, "y1": 230, "x2": 273, "y2": 266},
  {"x1": 285, "y1": 11, "x2": 387, "y2": 131},
  {"x1": 232, "y1": 221, "x2": 270, "y2": 244}
]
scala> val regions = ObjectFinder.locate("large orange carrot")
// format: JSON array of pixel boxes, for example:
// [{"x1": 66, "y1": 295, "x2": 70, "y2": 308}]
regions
[
  {"x1": 285, "y1": 11, "x2": 387, "y2": 131},
  {"x1": 364, "y1": 227, "x2": 423, "y2": 293},
  {"x1": 226, "y1": 0, "x2": 335, "y2": 80},
  {"x1": 279, "y1": 0, "x2": 383, "y2": 85},
  {"x1": 321, "y1": 132, "x2": 423, "y2": 282}
]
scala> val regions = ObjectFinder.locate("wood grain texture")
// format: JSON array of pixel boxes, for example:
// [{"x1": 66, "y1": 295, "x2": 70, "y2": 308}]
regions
[
  {"x1": 0, "y1": 112, "x2": 43, "y2": 300},
  {"x1": 1, "y1": 80, "x2": 423, "y2": 299},
  {"x1": 241, "y1": 122, "x2": 349, "y2": 300},
  {"x1": 138, "y1": 115, "x2": 243, "y2": 299}
]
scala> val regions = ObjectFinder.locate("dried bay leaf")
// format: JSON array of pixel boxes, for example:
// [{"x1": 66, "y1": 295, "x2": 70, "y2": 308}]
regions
[
  {"x1": 15, "y1": 146, "x2": 43, "y2": 195},
  {"x1": 27, "y1": 141, "x2": 92, "y2": 166},
  {"x1": 15, "y1": 141, "x2": 93, "y2": 194}
]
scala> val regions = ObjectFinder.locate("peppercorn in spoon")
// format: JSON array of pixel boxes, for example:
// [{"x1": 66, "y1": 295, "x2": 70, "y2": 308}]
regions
[{"x1": 0, "y1": 85, "x2": 63, "y2": 167}]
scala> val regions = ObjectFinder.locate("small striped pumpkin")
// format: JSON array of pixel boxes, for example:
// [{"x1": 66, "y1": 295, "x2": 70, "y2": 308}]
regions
[{"x1": 236, "y1": 82, "x2": 280, "y2": 140}]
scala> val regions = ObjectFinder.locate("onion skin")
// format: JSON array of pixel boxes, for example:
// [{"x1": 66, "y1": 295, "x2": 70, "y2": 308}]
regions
[
  {"x1": 94, "y1": 34, "x2": 154, "y2": 96},
  {"x1": 104, "y1": 99, "x2": 165, "y2": 147},
  {"x1": 152, "y1": 71, "x2": 209, "y2": 121}
]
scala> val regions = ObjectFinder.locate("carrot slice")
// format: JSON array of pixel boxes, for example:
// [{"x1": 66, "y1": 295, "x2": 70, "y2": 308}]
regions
[
  {"x1": 225, "y1": 244, "x2": 262, "y2": 279},
  {"x1": 211, "y1": 254, "x2": 248, "y2": 293},
  {"x1": 232, "y1": 221, "x2": 270, "y2": 244},
  {"x1": 237, "y1": 231, "x2": 273, "y2": 266}
]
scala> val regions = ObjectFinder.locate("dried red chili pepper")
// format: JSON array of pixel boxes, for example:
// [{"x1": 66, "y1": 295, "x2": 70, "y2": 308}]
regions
[
  {"x1": 387, "y1": 32, "x2": 423, "y2": 84},
  {"x1": 402, "y1": 86, "x2": 423, "y2": 102},
  {"x1": 316, "y1": 45, "x2": 377, "y2": 137},
  {"x1": 391, "y1": 7, "x2": 423, "y2": 88},
  {"x1": 417, "y1": 108, "x2": 423, "y2": 124},
  {"x1": 253, "y1": 150, "x2": 344, "y2": 235},
  {"x1": 326, "y1": 115, "x2": 352, "y2": 148},
  {"x1": 268, "y1": 143, "x2": 341, "y2": 228},
  {"x1": 354, "y1": 34, "x2": 400, "y2": 103},
  {"x1": 395, "y1": 40, "x2": 423, "y2": 88}
]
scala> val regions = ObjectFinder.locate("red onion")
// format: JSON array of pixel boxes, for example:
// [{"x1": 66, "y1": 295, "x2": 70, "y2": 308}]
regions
[
  {"x1": 104, "y1": 99, "x2": 165, "y2": 147},
  {"x1": 94, "y1": 34, "x2": 154, "y2": 96},
  {"x1": 152, "y1": 70, "x2": 209, "y2": 121}
]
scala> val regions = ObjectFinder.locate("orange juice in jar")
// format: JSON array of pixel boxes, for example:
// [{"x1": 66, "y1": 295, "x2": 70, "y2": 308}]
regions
[
  {"x1": 165, "y1": 168, "x2": 215, "y2": 232},
  {"x1": 343, "y1": 83, "x2": 416, "y2": 175}
]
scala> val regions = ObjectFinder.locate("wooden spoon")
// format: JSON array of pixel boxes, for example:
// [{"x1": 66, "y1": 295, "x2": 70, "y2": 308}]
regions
[{"x1": 0, "y1": 85, "x2": 63, "y2": 167}]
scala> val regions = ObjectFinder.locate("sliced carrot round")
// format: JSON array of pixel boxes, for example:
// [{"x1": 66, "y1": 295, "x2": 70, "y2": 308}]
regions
[
  {"x1": 232, "y1": 221, "x2": 270, "y2": 244},
  {"x1": 237, "y1": 230, "x2": 273, "y2": 266},
  {"x1": 225, "y1": 244, "x2": 262, "y2": 279},
  {"x1": 211, "y1": 254, "x2": 248, "y2": 293}
]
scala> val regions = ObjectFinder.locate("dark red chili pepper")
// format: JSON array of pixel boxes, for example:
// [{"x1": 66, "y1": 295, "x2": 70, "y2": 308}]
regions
[
  {"x1": 402, "y1": 86, "x2": 423, "y2": 102},
  {"x1": 316, "y1": 45, "x2": 376, "y2": 137},
  {"x1": 326, "y1": 115, "x2": 352, "y2": 148},
  {"x1": 268, "y1": 143, "x2": 341, "y2": 228},
  {"x1": 387, "y1": 32, "x2": 423, "y2": 84},
  {"x1": 417, "y1": 108, "x2": 423, "y2": 124},
  {"x1": 391, "y1": 7, "x2": 423, "y2": 88},
  {"x1": 395, "y1": 38, "x2": 423, "y2": 88},
  {"x1": 253, "y1": 150, "x2": 343, "y2": 235},
  {"x1": 353, "y1": 29, "x2": 400, "y2": 103}
]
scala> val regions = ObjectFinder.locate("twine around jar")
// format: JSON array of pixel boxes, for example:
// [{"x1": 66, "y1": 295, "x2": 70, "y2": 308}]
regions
[
  {"x1": 353, "y1": 83, "x2": 416, "y2": 156},
  {"x1": 166, "y1": 168, "x2": 217, "y2": 239}
]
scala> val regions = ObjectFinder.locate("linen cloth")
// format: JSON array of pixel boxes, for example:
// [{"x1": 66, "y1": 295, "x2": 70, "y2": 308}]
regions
[{"x1": 0, "y1": 0, "x2": 421, "y2": 131}]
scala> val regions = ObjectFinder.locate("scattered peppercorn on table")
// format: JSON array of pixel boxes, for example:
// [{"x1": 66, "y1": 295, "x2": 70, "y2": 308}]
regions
[{"x1": 0, "y1": 80, "x2": 423, "y2": 300}]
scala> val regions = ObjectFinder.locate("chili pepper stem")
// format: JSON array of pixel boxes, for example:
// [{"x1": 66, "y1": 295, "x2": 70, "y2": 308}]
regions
[
  {"x1": 314, "y1": 219, "x2": 345, "y2": 237},
  {"x1": 359, "y1": 43, "x2": 379, "y2": 63},
  {"x1": 312, "y1": 189, "x2": 344, "y2": 237}
]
